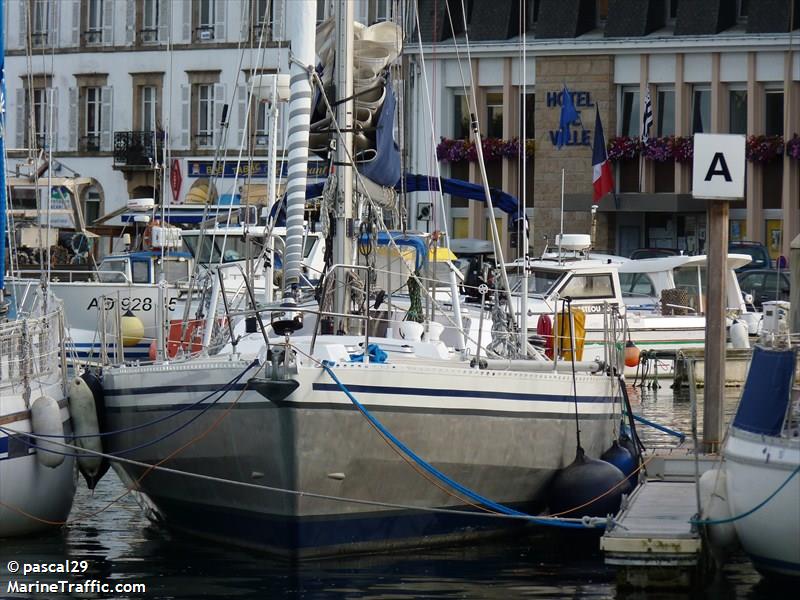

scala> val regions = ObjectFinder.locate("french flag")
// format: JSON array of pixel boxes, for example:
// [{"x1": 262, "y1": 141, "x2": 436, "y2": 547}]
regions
[{"x1": 592, "y1": 107, "x2": 614, "y2": 205}]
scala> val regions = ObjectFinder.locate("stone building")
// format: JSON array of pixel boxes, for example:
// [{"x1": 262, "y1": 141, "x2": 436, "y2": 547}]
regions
[{"x1": 406, "y1": 0, "x2": 800, "y2": 260}]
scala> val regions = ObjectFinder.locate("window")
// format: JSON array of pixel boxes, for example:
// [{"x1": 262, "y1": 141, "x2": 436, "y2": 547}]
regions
[
  {"x1": 729, "y1": 89, "x2": 747, "y2": 134},
  {"x1": 667, "y1": 0, "x2": 679, "y2": 21},
  {"x1": 196, "y1": 0, "x2": 215, "y2": 40},
  {"x1": 316, "y1": 0, "x2": 328, "y2": 24},
  {"x1": 132, "y1": 260, "x2": 150, "y2": 283},
  {"x1": 559, "y1": 274, "x2": 615, "y2": 300},
  {"x1": 83, "y1": 87, "x2": 102, "y2": 152},
  {"x1": 765, "y1": 91, "x2": 784, "y2": 136},
  {"x1": 142, "y1": 86, "x2": 157, "y2": 132},
  {"x1": 141, "y1": 0, "x2": 160, "y2": 42},
  {"x1": 619, "y1": 273, "x2": 657, "y2": 299},
  {"x1": 368, "y1": 0, "x2": 391, "y2": 24},
  {"x1": 254, "y1": 99, "x2": 270, "y2": 147},
  {"x1": 252, "y1": 0, "x2": 273, "y2": 41},
  {"x1": 597, "y1": 0, "x2": 609, "y2": 23},
  {"x1": 620, "y1": 88, "x2": 640, "y2": 137},
  {"x1": 486, "y1": 92, "x2": 503, "y2": 138},
  {"x1": 85, "y1": 0, "x2": 103, "y2": 44},
  {"x1": 692, "y1": 88, "x2": 710, "y2": 134},
  {"x1": 524, "y1": 0, "x2": 539, "y2": 30},
  {"x1": 453, "y1": 93, "x2": 470, "y2": 139},
  {"x1": 196, "y1": 84, "x2": 215, "y2": 147},
  {"x1": 83, "y1": 186, "x2": 102, "y2": 224},
  {"x1": 26, "y1": 87, "x2": 50, "y2": 149},
  {"x1": 656, "y1": 89, "x2": 675, "y2": 136},
  {"x1": 31, "y1": 0, "x2": 50, "y2": 47},
  {"x1": 737, "y1": 0, "x2": 748, "y2": 19},
  {"x1": 519, "y1": 92, "x2": 535, "y2": 140}
]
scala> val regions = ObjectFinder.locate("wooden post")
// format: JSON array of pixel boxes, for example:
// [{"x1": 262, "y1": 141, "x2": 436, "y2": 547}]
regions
[{"x1": 703, "y1": 200, "x2": 728, "y2": 453}]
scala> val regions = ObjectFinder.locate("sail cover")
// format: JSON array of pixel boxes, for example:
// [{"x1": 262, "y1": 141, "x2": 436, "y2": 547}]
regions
[
  {"x1": 268, "y1": 173, "x2": 520, "y2": 226},
  {"x1": 358, "y1": 79, "x2": 401, "y2": 187},
  {"x1": 733, "y1": 345, "x2": 796, "y2": 436}
]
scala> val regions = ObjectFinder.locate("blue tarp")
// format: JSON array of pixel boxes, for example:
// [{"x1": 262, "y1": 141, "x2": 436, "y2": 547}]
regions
[
  {"x1": 733, "y1": 346, "x2": 796, "y2": 436},
  {"x1": 359, "y1": 79, "x2": 401, "y2": 187}
]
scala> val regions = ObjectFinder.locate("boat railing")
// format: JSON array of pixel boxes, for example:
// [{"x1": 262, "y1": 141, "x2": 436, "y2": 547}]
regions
[
  {"x1": 0, "y1": 308, "x2": 64, "y2": 389},
  {"x1": 11, "y1": 268, "x2": 97, "y2": 283}
]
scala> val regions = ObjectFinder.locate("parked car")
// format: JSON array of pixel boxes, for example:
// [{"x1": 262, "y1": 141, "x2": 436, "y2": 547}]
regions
[
  {"x1": 737, "y1": 269, "x2": 790, "y2": 308},
  {"x1": 729, "y1": 241, "x2": 771, "y2": 272},
  {"x1": 629, "y1": 248, "x2": 682, "y2": 260}
]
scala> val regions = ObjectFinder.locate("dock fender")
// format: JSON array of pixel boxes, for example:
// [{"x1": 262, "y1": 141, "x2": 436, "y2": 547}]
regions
[
  {"x1": 698, "y1": 468, "x2": 739, "y2": 563},
  {"x1": 31, "y1": 395, "x2": 65, "y2": 468},
  {"x1": 69, "y1": 371, "x2": 110, "y2": 489}
]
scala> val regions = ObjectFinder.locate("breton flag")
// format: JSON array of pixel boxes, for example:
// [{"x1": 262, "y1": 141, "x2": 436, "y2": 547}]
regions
[
  {"x1": 642, "y1": 90, "x2": 653, "y2": 142},
  {"x1": 592, "y1": 107, "x2": 614, "y2": 204}
]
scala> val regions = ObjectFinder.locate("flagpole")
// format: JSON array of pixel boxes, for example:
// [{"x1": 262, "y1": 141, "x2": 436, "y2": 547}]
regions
[{"x1": 559, "y1": 168, "x2": 564, "y2": 264}]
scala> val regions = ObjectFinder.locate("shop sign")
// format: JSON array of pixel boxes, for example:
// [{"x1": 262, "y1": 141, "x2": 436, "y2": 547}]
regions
[{"x1": 186, "y1": 160, "x2": 329, "y2": 179}]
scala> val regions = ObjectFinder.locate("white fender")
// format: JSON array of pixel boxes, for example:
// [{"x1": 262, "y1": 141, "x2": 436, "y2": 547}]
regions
[
  {"x1": 729, "y1": 320, "x2": 749, "y2": 349},
  {"x1": 68, "y1": 376, "x2": 104, "y2": 478},
  {"x1": 699, "y1": 468, "x2": 739, "y2": 562},
  {"x1": 30, "y1": 396, "x2": 65, "y2": 468}
]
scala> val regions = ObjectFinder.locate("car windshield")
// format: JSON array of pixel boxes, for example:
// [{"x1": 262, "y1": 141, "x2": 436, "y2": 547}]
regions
[{"x1": 730, "y1": 245, "x2": 769, "y2": 268}]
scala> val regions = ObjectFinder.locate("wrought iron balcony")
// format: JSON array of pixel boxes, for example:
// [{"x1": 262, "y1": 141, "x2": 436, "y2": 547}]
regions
[{"x1": 113, "y1": 131, "x2": 165, "y2": 170}]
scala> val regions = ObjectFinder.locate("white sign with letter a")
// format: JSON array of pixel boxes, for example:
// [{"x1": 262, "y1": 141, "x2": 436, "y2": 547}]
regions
[{"x1": 692, "y1": 133, "x2": 746, "y2": 200}]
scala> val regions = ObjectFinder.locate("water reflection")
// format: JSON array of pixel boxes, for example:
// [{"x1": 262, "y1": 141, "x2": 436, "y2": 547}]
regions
[{"x1": 1, "y1": 387, "x2": 791, "y2": 599}]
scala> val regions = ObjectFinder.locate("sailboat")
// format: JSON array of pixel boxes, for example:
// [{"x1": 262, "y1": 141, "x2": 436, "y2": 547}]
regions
[
  {"x1": 97, "y1": 1, "x2": 622, "y2": 557},
  {"x1": 0, "y1": 3, "x2": 76, "y2": 537}
]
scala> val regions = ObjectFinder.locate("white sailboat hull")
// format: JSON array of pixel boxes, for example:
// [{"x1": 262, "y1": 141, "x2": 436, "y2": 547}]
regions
[
  {"x1": 101, "y1": 339, "x2": 618, "y2": 556},
  {"x1": 725, "y1": 429, "x2": 800, "y2": 577}
]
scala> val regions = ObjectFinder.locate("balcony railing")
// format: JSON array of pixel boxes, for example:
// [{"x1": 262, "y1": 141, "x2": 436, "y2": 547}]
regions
[{"x1": 113, "y1": 131, "x2": 165, "y2": 169}]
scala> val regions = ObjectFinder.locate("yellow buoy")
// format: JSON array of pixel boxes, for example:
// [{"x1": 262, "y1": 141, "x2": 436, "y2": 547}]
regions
[{"x1": 120, "y1": 309, "x2": 145, "y2": 347}]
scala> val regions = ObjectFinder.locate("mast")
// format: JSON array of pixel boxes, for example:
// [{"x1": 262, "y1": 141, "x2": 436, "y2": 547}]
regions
[
  {"x1": 333, "y1": 0, "x2": 355, "y2": 329},
  {"x1": 282, "y1": 0, "x2": 316, "y2": 298},
  {"x1": 0, "y1": 0, "x2": 7, "y2": 302}
]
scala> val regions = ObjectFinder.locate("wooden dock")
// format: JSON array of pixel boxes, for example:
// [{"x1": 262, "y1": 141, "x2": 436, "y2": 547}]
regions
[{"x1": 600, "y1": 451, "x2": 719, "y2": 588}]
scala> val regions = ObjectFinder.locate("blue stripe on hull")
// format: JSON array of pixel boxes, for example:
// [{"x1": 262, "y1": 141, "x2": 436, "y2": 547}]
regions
[
  {"x1": 148, "y1": 494, "x2": 541, "y2": 557},
  {"x1": 748, "y1": 552, "x2": 800, "y2": 577}
]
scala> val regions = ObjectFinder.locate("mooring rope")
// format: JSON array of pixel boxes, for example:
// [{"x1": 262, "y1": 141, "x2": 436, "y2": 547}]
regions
[{"x1": 690, "y1": 464, "x2": 800, "y2": 526}]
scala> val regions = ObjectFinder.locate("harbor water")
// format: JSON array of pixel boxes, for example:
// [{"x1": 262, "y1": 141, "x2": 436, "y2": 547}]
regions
[{"x1": 0, "y1": 386, "x2": 791, "y2": 599}]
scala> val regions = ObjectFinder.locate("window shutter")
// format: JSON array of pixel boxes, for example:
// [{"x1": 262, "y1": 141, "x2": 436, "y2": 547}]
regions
[
  {"x1": 272, "y1": 0, "x2": 284, "y2": 41},
  {"x1": 181, "y1": 0, "x2": 191, "y2": 42},
  {"x1": 212, "y1": 83, "x2": 226, "y2": 148},
  {"x1": 125, "y1": 0, "x2": 135, "y2": 44},
  {"x1": 180, "y1": 84, "x2": 190, "y2": 148},
  {"x1": 15, "y1": 88, "x2": 26, "y2": 148},
  {"x1": 68, "y1": 87, "x2": 79, "y2": 151},
  {"x1": 102, "y1": 0, "x2": 114, "y2": 45},
  {"x1": 49, "y1": 0, "x2": 60, "y2": 47},
  {"x1": 68, "y1": 0, "x2": 80, "y2": 46},
  {"x1": 237, "y1": 84, "x2": 249, "y2": 146},
  {"x1": 18, "y1": 0, "x2": 26, "y2": 50},
  {"x1": 158, "y1": 0, "x2": 170, "y2": 42},
  {"x1": 49, "y1": 88, "x2": 59, "y2": 151},
  {"x1": 214, "y1": 0, "x2": 226, "y2": 41},
  {"x1": 100, "y1": 86, "x2": 113, "y2": 151}
]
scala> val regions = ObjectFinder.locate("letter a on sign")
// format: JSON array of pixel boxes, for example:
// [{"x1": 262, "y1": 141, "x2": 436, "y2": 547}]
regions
[{"x1": 692, "y1": 134, "x2": 745, "y2": 200}]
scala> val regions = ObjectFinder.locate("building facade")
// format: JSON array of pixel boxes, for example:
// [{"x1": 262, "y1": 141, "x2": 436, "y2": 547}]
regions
[
  {"x1": 406, "y1": 0, "x2": 800, "y2": 260},
  {"x1": 4, "y1": 0, "x2": 392, "y2": 231}
]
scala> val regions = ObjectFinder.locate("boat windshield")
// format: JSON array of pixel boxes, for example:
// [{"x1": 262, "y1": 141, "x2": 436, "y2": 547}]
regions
[
  {"x1": 509, "y1": 269, "x2": 564, "y2": 296},
  {"x1": 184, "y1": 234, "x2": 264, "y2": 265}
]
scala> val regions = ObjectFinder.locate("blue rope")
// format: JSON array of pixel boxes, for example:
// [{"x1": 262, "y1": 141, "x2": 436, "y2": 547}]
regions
[
  {"x1": 320, "y1": 361, "x2": 603, "y2": 529},
  {"x1": 624, "y1": 410, "x2": 685, "y2": 442},
  {"x1": 691, "y1": 464, "x2": 800, "y2": 526},
  {"x1": 34, "y1": 360, "x2": 259, "y2": 440}
]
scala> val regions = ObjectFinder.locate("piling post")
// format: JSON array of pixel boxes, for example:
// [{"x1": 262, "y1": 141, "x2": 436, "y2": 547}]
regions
[{"x1": 790, "y1": 234, "x2": 800, "y2": 334}]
